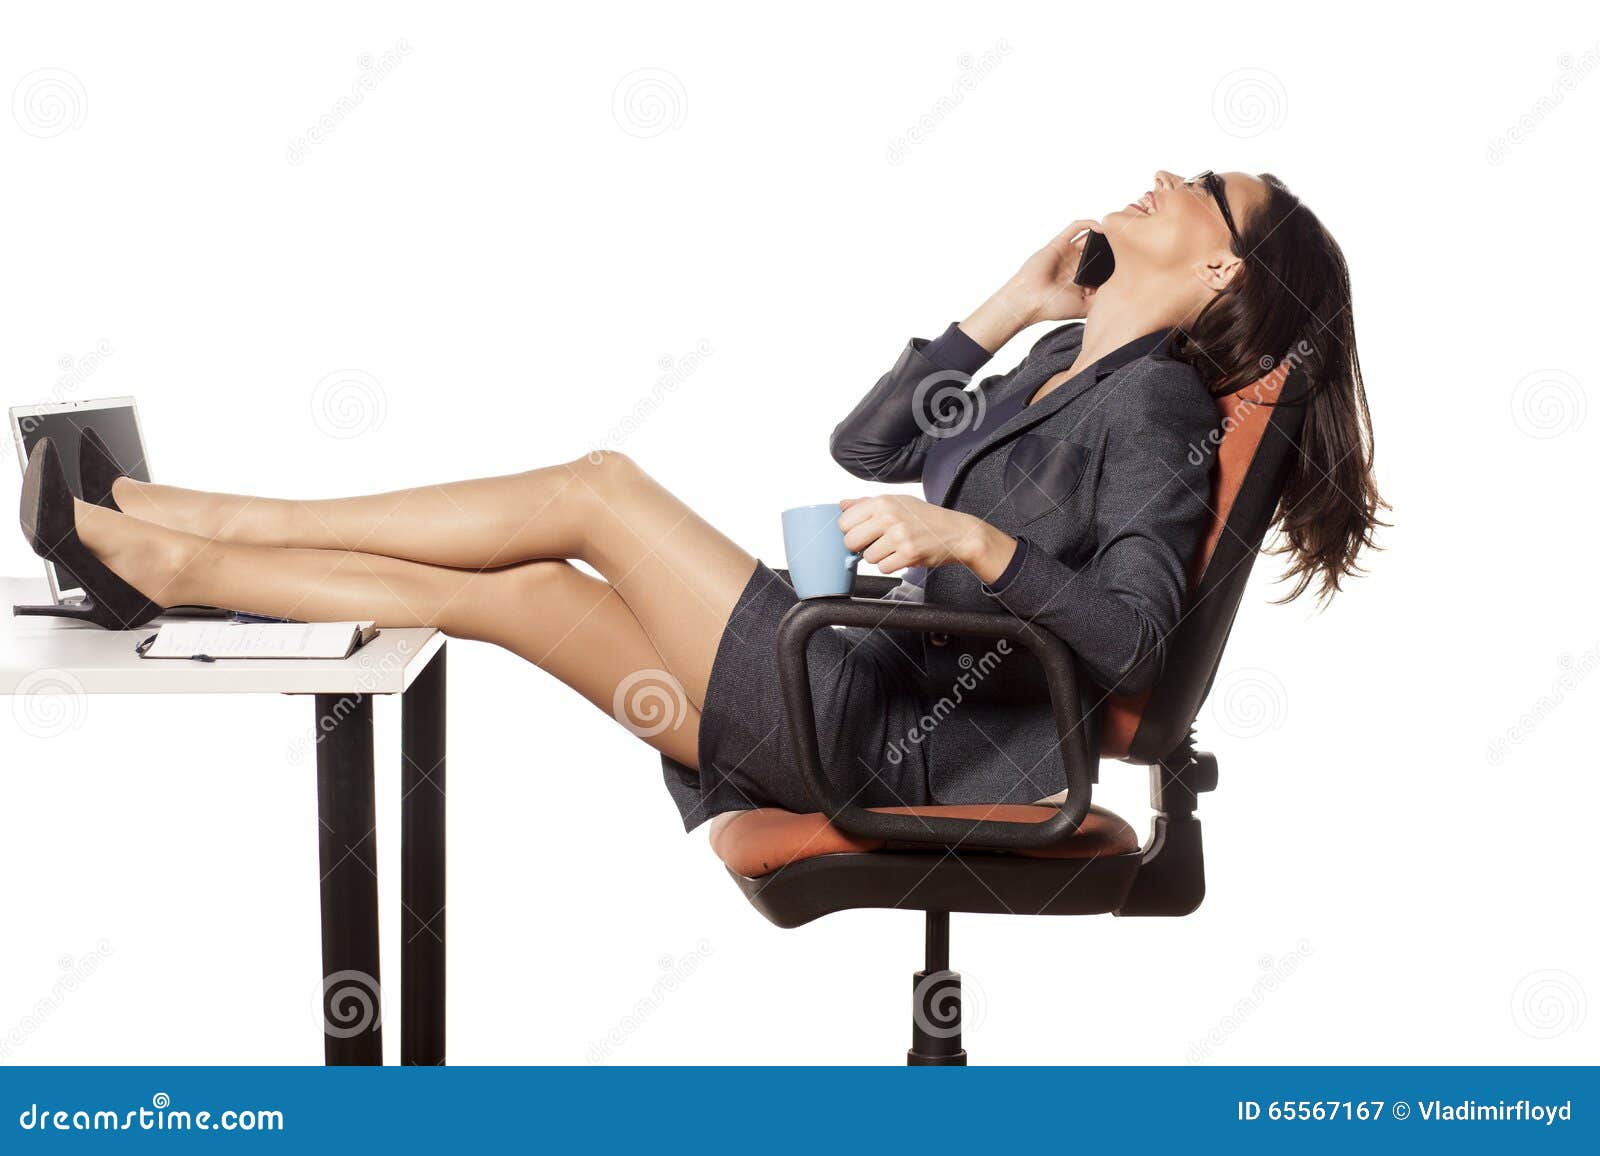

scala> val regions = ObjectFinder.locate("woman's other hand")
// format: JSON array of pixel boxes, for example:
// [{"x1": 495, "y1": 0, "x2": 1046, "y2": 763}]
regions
[{"x1": 839, "y1": 495, "x2": 1017, "y2": 583}]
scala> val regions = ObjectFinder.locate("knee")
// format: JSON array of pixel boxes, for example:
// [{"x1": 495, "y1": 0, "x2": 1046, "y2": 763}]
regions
[{"x1": 563, "y1": 449, "x2": 646, "y2": 500}]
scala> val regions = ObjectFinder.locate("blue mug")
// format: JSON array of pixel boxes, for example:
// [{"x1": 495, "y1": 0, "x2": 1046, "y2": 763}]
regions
[{"x1": 781, "y1": 503, "x2": 861, "y2": 599}]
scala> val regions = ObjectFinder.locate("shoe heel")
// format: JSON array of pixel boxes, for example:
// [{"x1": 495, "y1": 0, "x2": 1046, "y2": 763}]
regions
[{"x1": 11, "y1": 601, "x2": 105, "y2": 621}]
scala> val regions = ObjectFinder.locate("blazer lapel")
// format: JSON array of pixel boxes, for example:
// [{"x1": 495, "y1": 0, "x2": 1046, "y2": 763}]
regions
[
  {"x1": 940, "y1": 325, "x2": 1175, "y2": 507},
  {"x1": 941, "y1": 359, "x2": 1101, "y2": 506}
]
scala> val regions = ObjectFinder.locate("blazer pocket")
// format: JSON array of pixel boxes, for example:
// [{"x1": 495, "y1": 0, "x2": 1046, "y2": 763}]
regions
[{"x1": 1002, "y1": 435, "x2": 1090, "y2": 525}]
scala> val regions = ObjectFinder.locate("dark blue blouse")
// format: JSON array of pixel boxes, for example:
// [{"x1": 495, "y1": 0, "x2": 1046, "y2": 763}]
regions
[
  {"x1": 905, "y1": 321, "x2": 1172, "y2": 590},
  {"x1": 903, "y1": 322, "x2": 1028, "y2": 588}
]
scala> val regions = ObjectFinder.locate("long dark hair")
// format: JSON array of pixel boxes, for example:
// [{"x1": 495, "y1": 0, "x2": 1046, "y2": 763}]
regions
[{"x1": 1171, "y1": 173, "x2": 1386, "y2": 603}]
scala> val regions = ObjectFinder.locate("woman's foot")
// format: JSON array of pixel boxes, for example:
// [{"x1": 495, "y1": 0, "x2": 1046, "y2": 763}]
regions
[
  {"x1": 18, "y1": 437, "x2": 162, "y2": 629},
  {"x1": 78, "y1": 426, "x2": 126, "y2": 512}
]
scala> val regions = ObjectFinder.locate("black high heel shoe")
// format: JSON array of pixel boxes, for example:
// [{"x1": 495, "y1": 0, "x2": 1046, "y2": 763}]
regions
[
  {"x1": 18, "y1": 437, "x2": 160, "y2": 629},
  {"x1": 78, "y1": 426, "x2": 125, "y2": 512}
]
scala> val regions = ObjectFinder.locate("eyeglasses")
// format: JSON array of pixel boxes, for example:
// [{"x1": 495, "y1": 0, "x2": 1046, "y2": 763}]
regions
[{"x1": 1188, "y1": 170, "x2": 1243, "y2": 253}]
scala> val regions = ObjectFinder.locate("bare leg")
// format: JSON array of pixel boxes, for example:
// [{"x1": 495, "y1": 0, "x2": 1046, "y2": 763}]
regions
[
  {"x1": 75, "y1": 501, "x2": 705, "y2": 766},
  {"x1": 115, "y1": 454, "x2": 706, "y2": 570},
  {"x1": 110, "y1": 453, "x2": 758, "y2": 699}
]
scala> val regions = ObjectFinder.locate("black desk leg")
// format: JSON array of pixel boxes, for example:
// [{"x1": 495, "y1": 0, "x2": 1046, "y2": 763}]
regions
[
  {"x1": 401, "y1": 644, "x2": 447, "y2": 1065},
  {"x1": 314, "y1": 692, "x2": 384, "y2": 1065}
]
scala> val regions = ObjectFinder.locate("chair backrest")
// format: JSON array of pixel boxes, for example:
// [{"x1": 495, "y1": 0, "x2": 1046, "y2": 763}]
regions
[{"x1": 1099, "y1": 361, "x2": 1307, "y2": 763}]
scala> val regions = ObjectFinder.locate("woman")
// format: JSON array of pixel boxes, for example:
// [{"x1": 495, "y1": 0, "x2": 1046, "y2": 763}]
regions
[{"x1": 19, "y1": 169, "x2": 1383, "y2": 831}]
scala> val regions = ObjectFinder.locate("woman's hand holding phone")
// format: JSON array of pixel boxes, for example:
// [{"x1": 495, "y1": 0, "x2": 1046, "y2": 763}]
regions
[
  {"x1": 1011, "y1": 219, "x2": 1103, "y2": 321},
  {"x1": 956, "y1": 219, "x2": 1102, "y2": 353}
]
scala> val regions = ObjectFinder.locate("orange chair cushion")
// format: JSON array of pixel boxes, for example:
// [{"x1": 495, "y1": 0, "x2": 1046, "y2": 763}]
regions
[{"x1": 711, "y1": 803, "x2": 1139, "y2": 878}]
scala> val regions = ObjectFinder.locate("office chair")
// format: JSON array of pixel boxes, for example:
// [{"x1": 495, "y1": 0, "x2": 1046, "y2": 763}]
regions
[{"x1": 710, "y1": 359, "x2": 1305, "y2": 1064}]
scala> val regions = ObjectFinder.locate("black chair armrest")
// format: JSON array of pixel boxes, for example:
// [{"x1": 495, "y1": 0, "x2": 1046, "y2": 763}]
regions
[
  {"x1": 772, "y1": 569, "x2": 899, "y2": 600},
  {"x1": 774, "y1": 594, "x2": 1094, "y2": 852}
]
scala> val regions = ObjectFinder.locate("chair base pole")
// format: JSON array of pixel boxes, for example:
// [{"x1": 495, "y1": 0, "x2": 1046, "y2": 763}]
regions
[{"x1": 907, "y1": 912, "x2": 967, "y2": 1066}]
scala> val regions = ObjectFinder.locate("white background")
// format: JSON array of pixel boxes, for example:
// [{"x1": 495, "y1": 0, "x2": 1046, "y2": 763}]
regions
[{"x1": 1, "y1": 1, "x2": 1595, "y2": 1065}]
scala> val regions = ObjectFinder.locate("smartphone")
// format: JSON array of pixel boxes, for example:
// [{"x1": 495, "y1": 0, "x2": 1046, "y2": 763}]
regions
[{"x1": 1072, "y1": 229, "x2": 1115, "y2": 288}]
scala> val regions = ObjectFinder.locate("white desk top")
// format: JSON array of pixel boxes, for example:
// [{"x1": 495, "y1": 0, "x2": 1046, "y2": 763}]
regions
[{"x1": 0, "y1": 578, "x2": 443, "y2": 695}]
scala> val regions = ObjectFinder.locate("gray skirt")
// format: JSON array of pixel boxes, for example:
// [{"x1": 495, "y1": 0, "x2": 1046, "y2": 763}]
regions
[{"x1": 660, "y1": 563, "x2": 932, "y2": 831}]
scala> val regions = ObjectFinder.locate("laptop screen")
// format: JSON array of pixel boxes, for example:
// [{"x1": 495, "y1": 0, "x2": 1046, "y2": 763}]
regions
[{"x1": 12, "y1": 401, "x2": 151, "y2": 494}]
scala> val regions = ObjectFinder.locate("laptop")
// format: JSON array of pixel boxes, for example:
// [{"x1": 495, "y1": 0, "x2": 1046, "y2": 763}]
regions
[
  {"x1": 9, "y1": 397, "x2": 280, "y2": 622},
  {"x1": 10, "y1": 396, "x2": 154, "y2": 607}
]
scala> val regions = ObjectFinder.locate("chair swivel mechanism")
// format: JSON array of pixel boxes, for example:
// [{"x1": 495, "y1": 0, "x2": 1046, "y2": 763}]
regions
[{"x1": 709, "y1": 362, "x2": 1306, "y2": 1064}]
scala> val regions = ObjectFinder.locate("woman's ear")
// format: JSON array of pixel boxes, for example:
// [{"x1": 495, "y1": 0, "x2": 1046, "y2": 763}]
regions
[{"x1": 1195, "y1": 251, "x2": 1244, "y2": 293}]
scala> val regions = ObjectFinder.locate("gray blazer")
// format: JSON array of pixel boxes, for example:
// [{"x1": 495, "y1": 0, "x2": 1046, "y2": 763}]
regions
[{"x1": 830, "y1": 322, "x2": 1217, "y2": 803}]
